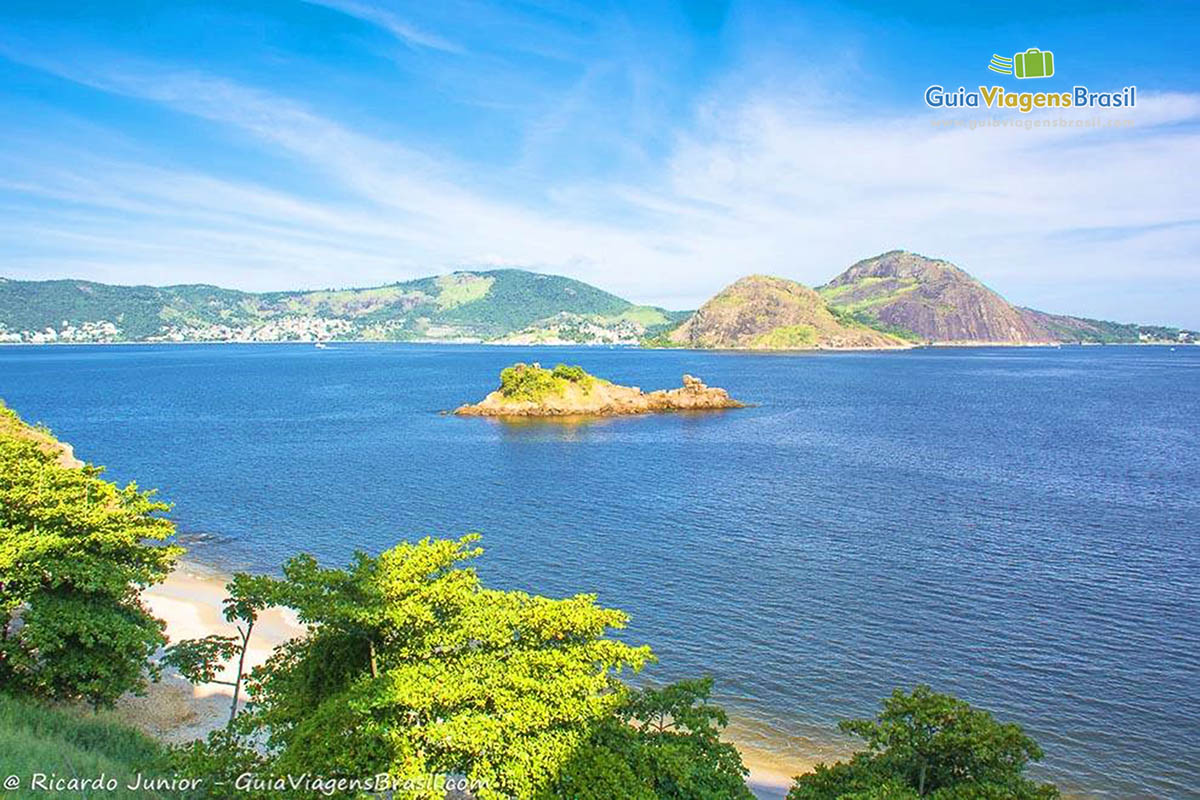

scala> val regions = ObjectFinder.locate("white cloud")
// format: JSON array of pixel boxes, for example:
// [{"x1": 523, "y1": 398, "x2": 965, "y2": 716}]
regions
[
  {"x1": 301, "y1": 0, "x2": 464, "y2": 54},
  {"x1": 1, "y1": 43, "x2": 1198, "y2": 325},
  {"x1": 651, "y1": 92, "x2": 1200, "y2": 322}
]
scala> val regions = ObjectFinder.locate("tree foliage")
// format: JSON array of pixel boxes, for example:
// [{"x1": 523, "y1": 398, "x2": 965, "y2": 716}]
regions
[
  {"x1": 541, "y1": 677, "x2": 754, "y2": 800},
  {"x1": 498, "y1": 362, "x2": 564, "y2": 401},
  {"x1": 176, "y1": 535, "x2": 654, "y2": 799},
  {"x1": 165, "y1": 572, "x2": 277, "y2": 727},
  {"x1": 497, "y1": 362, "x2": 599, "y2": 402},
  {"x1": 163, "y1": 635, "x2": 242, "y2": 685},
  {"x1": 788, "y1": 686, "x2": 1059, "y2": 800},
  {"x1": 0, "y1": 402, "x2": 180, "y2": 708}
]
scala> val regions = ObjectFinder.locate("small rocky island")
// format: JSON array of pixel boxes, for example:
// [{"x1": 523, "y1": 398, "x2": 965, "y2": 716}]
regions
[{"x1": 454, "y1": 363, "x2": 744, "y2": 417}]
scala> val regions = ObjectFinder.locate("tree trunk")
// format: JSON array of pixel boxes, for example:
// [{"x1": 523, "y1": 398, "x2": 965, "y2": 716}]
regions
[{"x1": 228, "y1": 621, "x2": 254, "y2": 727}]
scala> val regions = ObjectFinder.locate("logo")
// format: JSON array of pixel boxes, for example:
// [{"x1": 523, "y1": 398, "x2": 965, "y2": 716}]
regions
[
  {"x1": 923, "y1": 45, "x2": 1135, "y2": 114},
  {"x1": 989, "y1": 48, "x2": 1055, "y2": 79},
  {"x1": 988, "y1": 54, "x2": 1013, "y2": 74}
]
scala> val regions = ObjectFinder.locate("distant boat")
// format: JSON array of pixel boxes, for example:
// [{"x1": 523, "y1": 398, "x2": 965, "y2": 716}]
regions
[{"x1": 315, "y1": 342, "x2": 328, "y2": 349}]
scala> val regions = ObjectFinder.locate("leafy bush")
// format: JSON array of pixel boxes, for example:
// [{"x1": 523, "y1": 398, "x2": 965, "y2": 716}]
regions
[
  {"x1": 788, "y1": 686, "x2": 1059, "y2": 799},
  {"x1": 174, "y1": 535, "x2": 654, "y2": 799},
  {"x1": 170, "y1": 540, "x2": 761, "y2": 799},
  {"x1": 540, "y1": 678, "x2": 754, "y2": 800},
  {"x1": 0, "y1": 401, "x2": 180, "y2": 708},
  {"x1": 551, "y1": 363, "x2": 589, "y2": 382},
  {"x1": 497, "y1": 362, "x2": 567, "y2": 401}
]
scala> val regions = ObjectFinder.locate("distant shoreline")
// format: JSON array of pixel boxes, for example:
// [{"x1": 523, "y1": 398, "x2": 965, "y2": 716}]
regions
[{"x1": 1, "y1": 339, "x2": 1194, "y2": 350}]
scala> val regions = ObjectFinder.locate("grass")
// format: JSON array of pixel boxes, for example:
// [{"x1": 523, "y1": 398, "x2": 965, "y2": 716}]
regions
[
  {"x1": 435, "y1": 274, "x2": 495, "y2": 310},
  {"x1": 0, "y1": 693, "x2": 169, "y2": 799},
  {"x1": 828, "y1": 307, "x2": 922, "y2": 342},
  {"x1": 817, "y1": 275, "x2": 891, "y2": 300},
  {"x1": 606, "y1": 305, "x2": 671, "y2": 327},
  {"x1": 818, "y1": 277, "x2": 920, "y2": 314},
  {"x1": 752, "y1": 324, "x2": 817, "y2": 348}
]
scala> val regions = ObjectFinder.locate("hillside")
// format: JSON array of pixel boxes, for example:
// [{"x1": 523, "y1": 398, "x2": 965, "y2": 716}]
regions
[
  {"x1": 2, "y1": 258, "x2": 1192, "y2": 348},
  {"x1": 817, "y1": 251, "x2": 1053, "y2": 344},
  {"x1": 0, "y1": 401, "x2": 82, "y2": 467},
  {"x1": 0, "y1": 270, "x2": 675, "y2": 344},
  {"x1": 0, "y1": 694, "x2": 169, "y2": 800},
  {"x1": 815, "y1": 251, "x2": 1198, "y2": 345},
  {"x1": 1018, "y1": 307, "x2": 1197, "y2": 345},
  {"x1": 491, "y1": 307, "x2": 690, "y2": 345},
  {"x1": 667, "y1": 275, "x2": 910, "y2": 350}
]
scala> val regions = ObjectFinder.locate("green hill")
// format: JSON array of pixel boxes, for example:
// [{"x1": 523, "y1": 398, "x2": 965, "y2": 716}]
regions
[
  {"x1": 1017, "y1": 307, "x2": 1197, "y2": 345},
  {"x1": 0, "y1": 269, "x2": 677, "y2": 344},
  {"x1": 666, "y1": 274, "x2": 910, "y2": 350},
  {"x1": 2, "y1": 259, "x2": 1192, "y2": 347}
]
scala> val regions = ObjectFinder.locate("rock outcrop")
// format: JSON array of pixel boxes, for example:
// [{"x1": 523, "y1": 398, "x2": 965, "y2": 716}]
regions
[
  {"x1": 454, "y1": 364, "x2": 743, "y2": 416},
  {"x1": 667, "y1": 275, "x2": 910, "y2": 350},
  {"x1": 818, "y1": 251, "x2": 1054, "y2": 344}
]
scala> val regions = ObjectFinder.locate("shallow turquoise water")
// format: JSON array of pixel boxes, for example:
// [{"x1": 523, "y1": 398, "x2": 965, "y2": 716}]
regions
[{"x1": 2, "y1": 344, "x2": 1197, "y2": 798}]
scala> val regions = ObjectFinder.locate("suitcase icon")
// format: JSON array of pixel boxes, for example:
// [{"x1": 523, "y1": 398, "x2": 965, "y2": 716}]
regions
[{"x1": 1014, "y1": 48, "x2": 1054, "y2": 79}]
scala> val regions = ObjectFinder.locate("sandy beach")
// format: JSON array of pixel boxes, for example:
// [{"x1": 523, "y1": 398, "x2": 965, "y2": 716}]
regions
[
  {"x1": 115, "y1": 568, "x2": 304, "y2": 744},
  {"x1": 129, "y1": 567, "x2": 808, "y2": 797}
]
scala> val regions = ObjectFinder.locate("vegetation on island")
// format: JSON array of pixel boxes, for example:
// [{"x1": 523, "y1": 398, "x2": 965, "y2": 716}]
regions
[
  {"x1": 0, "y1": 399, "x2": 1062, "y2": 799},
  {"x1": 460, "y1": 365, "x2": 742, "y2": 416},
  {"x1": 497, "y1": 362, "x2": 600, "y2": 402}
]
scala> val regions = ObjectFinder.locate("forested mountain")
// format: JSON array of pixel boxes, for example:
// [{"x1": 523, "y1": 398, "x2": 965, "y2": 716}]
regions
[
  {"x1": 2, "y1": 256, "x2": 1192, "y2": 347},
  {"x1": 0, "y1": 270, "x2": 682, "y2": 344}
]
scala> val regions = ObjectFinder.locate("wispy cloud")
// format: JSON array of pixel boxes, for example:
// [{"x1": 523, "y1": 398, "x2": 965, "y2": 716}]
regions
[
  {"x1": 1, "y1": 37, "x2": 1198, "y2": 325},
  {"x1": 301, "y1": 0, "x2": 465, "y2": 54}
]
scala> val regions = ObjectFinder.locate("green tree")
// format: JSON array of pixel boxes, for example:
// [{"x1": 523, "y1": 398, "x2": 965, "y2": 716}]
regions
[
  {"x1": 177, "y1": 535, "x2": 651, "y2": 799},
  {"x1": 542, "y1": 678, "x2": 754, "y2": 799},
  {"x1": 0, "y1": 402, "x2": 180, "y2": 708},
  {"x1": 498, "y1": 362, "x2": 562, "y2": 400},
  {"x1": 163, "y1": 573, "x2": 277, "y2": 727},
  {"x1": 788, "y1": 687, "x2": 1059, "y2": 800}
]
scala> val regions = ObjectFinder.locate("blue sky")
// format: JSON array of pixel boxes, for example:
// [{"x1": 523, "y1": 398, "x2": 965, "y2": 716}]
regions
[{"x1": 1, "y1": 1, "x2": 1198, "y2": 325}]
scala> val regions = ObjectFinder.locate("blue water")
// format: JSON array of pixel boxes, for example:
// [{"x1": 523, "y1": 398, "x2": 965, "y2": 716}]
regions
[{"x1": 2, "y1": 344, "x2": 1197, "y2": 798}]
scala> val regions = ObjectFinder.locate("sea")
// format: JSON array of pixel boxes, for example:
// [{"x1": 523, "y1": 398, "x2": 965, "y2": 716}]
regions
[{"x1": 1, "y1": 343, "x2": 1197, "y2": 799}]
